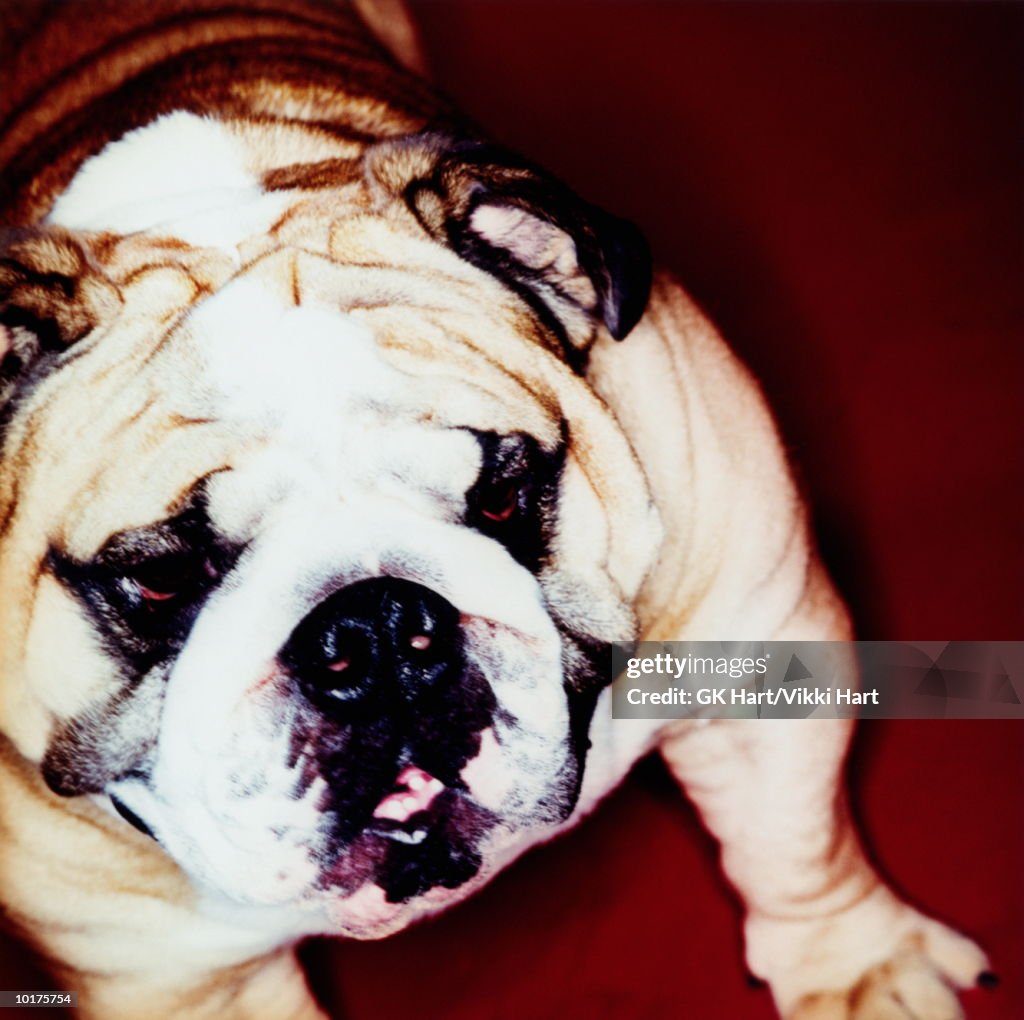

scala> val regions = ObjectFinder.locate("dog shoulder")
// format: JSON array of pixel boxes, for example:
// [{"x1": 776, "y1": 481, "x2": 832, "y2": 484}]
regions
[
  {"x1": 588, "y1": 273, "x2": 844, "y2": 640},
  {"x1": 589, "y1": 271, "x2": 787, "y2": 490}
]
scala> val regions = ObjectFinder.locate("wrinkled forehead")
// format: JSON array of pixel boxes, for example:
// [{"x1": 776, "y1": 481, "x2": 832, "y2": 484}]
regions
[
  {"x1": 187, "y1": 253, "x2": 557, "y2": 443},
  {"x1": 25, "y1": 245, "x2": 565, "y2": 559},
  {"x1": 180, "y1": 243, "x2": 562, "y2": 433},
  {"x1": 178, "y1": 272, "x2": 480, "y2": 538}
]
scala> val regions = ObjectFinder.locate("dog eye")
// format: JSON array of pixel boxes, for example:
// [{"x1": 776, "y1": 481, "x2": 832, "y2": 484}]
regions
[
  {"x1": 476, "y1": 480, "x2": 521, "y2": 523},
  {"x1": 122, "y1": 556, "x2": 217, "y2": 606}
]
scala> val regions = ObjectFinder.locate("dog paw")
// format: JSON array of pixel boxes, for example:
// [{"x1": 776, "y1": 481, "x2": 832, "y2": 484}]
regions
[
  {"x1": 746, "y1": 886, "x2": 991, "y2": 1019},
  {"x1": 788, "y1": 949, "x2": 990, "y2": 1019}
]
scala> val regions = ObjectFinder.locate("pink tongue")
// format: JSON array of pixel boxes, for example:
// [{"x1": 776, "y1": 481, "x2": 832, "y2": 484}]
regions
[{"x1": 372, "y1": 765, "x2": 444, "y2": 823}]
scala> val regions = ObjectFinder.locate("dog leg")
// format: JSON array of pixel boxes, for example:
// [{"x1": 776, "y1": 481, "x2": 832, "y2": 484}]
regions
[{"x1": 659, "y1": 690, "x2": 989, "y2": 1018}]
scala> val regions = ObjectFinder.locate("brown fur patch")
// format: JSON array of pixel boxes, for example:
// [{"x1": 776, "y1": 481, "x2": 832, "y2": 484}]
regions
[
  {"x1": 262, "y1": 156, "x2": 363, "y2": 191},
  {"x1": 0, "y1": 231, "x2": 122, "y2": 346}
]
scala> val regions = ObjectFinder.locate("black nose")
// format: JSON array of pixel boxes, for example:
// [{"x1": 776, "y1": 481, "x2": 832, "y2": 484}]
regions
[{"x1": 282, "y1": 577, "x2": 462, "y2": 715}]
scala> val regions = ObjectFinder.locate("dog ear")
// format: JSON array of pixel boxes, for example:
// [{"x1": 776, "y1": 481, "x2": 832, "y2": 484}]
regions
[
  {"x1": 380, "y1": 134, "x2": 651, "y2": 365},
  {"x1": 0, "y1": 229, "x2": 121, "y2": 409}
]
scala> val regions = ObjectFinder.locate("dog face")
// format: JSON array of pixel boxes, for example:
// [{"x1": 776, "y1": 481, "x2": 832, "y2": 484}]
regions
[{"x1": 0, "y1": 123, "x2": 660, "y2": 937}]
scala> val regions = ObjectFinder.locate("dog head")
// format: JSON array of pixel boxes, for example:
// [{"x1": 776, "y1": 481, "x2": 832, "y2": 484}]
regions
[{"x1": 0, "y1": 122, "x2": 660, "y2": 936}]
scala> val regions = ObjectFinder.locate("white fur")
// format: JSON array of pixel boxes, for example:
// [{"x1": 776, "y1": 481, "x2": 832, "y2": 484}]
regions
[{"x1": 47, "y1": 112, "x2": 291, "y2": 250}]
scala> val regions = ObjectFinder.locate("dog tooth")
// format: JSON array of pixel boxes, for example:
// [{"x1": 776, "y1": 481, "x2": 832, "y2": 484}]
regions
[
  {"x1": 386, "y1": 828, "x2": 428, "y2": 846},
  {"x1": 407, "y1": 773, "x2": 426, "y2": 791},
  {"x1": 401, "y1": 796, "x2": 417, "y2": 813},
  {"x1": 427, "y1": 778, "x2": 443, "y2": 794}
]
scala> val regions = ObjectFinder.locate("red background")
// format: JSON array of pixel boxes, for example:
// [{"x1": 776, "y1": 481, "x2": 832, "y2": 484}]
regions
[
  {"x1": 3, "y1": 2, "x2": 1021, "y2": 1018},
  {"x1": 305, "y1": 3, "x2": 1024, "y2": 1019}
]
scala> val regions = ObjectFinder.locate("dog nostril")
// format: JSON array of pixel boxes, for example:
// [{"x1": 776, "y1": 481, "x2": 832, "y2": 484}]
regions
[
  {"x1": 282, "y1": 622, "x2": 378, "y2": 710},
  {"x1": 315, "y1": 630, "x2": 374, "y2": 695}
]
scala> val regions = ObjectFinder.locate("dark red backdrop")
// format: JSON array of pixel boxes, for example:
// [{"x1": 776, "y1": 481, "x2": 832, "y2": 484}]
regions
[
  {"x1": 305, "y1": 3, "x2": 1024, "y2": 1019},
  {"x1": 2, "y1": 3, "x2": 1020, "y2": 1018}
]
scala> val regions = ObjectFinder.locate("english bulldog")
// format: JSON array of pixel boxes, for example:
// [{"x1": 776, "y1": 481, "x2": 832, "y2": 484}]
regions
[{"x1": 0, "y1": 1, "x2": 991, "y2": 1017}]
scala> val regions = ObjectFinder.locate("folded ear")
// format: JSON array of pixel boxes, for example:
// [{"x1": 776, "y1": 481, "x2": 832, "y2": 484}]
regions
[
  {"x1": 376, "y1": 134, "x2": 651, "y2": 365},
  {"x1": 0, "y1": 229, "x2": 121, "y2": 409}
]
